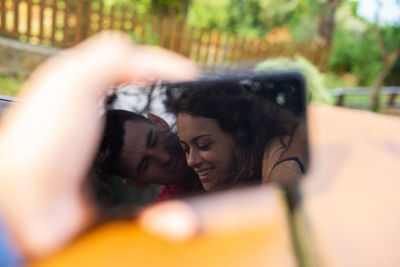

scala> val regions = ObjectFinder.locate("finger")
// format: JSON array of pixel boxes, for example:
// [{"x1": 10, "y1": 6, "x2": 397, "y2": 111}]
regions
[
  {"x1": 138, "y1": 200, "x2": 200, "y2": 242},
  {"x1": 138, "y1": 187, "x2": 281, "y2": 242}
]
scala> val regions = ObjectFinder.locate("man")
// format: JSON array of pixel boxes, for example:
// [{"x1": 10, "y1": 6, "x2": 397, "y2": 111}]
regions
[{"x1": 94, "y1": 109, "x2": 203, "y2": 202}]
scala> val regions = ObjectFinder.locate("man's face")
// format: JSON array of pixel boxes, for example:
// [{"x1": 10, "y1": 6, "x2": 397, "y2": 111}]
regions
[{"x1": 117, "y1": 119, "x2": 190, "y2": 187}]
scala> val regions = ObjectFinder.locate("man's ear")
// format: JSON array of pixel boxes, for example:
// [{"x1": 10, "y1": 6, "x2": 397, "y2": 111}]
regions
[{"x1": 147, "y1": 113, "x2": 170, "y2": 130}]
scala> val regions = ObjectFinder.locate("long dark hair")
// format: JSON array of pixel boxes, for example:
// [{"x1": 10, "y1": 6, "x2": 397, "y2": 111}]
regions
[{"x1": 168, "y1": 81, "x2": 295, "y2": 188}]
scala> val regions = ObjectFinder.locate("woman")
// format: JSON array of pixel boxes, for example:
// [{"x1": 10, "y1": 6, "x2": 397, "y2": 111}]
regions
[{"x1": 169, "y1": 81, "x2": 306, "y2": 191}]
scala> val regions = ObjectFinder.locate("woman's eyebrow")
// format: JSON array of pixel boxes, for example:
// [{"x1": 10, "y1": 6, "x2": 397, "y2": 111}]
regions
[{"x1": 191, "y1": 134, "x2": 212, "y2": 143}]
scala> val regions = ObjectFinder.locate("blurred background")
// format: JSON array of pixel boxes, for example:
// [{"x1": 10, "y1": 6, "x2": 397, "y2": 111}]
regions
[{"x1": 0, "y1": 0, "x2": 399, "y2": 113}]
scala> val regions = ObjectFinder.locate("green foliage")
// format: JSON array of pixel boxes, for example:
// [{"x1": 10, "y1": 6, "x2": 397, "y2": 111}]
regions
[
  {"x1": 127, "y1": 24, "x2": 160, "y2": 45},
  {"x1": 329, "y1": 27, "x2": 382, "y2": 85},
  {"x1": 386, "y1": 56, "x2": 400, "y2": 85},
  {"x1": 0, "y1": 75, "x2": 24, "y2": 97},
  {"x1": 329, "y1": 23, "x2": 400, "y2": 86},
  {"x1": 254, "y1": 56, "x2": 332, "y2": 104},
  {"x1": 187, "y1": 0, "x2": 306, "y2": 38},
  {"x1": 323, "y1": 72, "x2": 359, "y2": 89}
]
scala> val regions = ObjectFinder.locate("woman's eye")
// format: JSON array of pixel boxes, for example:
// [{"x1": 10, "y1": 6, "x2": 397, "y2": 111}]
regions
[{"x1": 198, "y1": 143, "x2": 211, "y2": 151}]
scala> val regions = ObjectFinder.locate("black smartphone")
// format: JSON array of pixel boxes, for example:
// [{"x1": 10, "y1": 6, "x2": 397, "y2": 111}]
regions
[{"x1": 91, "y1": 71, "x2": 309, "y2": 215}]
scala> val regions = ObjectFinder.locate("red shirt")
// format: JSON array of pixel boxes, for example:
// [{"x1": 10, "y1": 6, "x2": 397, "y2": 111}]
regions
[{"x1": 155, "y1": 184, "x2": 182, "y2": 202}]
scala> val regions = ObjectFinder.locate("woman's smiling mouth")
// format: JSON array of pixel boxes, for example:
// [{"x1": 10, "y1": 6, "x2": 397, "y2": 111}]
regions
[{"x1": 196, "y1": 168, "x2": 213, "y2": 180}]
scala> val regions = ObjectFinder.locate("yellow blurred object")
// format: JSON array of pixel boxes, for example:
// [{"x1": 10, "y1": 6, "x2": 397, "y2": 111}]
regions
[
  {"x1": 31, "y1": 188, "x2": 297, "y2": 267},
  {"x1": 30, "y1": 105, "x2": 400, "y2": 267}
]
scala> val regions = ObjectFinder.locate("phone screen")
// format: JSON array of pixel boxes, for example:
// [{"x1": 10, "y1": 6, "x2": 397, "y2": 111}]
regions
[{"x1": 91, "y1": 71, "x2": 308, "y2": 216}]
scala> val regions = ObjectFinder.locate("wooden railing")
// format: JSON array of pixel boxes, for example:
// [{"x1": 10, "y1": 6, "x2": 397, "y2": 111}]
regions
[
  {"x1": 0, "y1": 0, "x2": 330, "y2": 69},
  {"x1": 330, "y1": 87, "x2": 400, "y2": 110}
]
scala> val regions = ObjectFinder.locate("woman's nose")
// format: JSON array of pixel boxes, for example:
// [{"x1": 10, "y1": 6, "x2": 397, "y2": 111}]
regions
[{"x1": 187, "y1": 149, "x2": 202, "y2": 168}]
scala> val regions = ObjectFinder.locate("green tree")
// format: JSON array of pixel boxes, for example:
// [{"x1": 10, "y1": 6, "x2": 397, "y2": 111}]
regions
[{"x1": 369, "y1": 1, "x2": 400, "y2": 111}]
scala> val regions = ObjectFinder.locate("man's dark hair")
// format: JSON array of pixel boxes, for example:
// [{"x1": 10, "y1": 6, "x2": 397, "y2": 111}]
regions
[{"x1": 95, "y1": 109, "x2": 150, "y2": 176}]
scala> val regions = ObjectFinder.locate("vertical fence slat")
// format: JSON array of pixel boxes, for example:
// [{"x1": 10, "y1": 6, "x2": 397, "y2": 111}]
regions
[
  {"x1": 159, "y1": 16, "x2": 167, "y2": 47},
  {"x1": 169, "y1": 18, "x2": 177, "y2": 51},
  {"x1": 26, "y1": 0, "x2": 32, "y2": 39},
  {"x1": 63, "y1": 0, "x2": 70, "y2": 46},
  {"x1": 74, "y1": 0, "x2": 83, "y2": 44},
  {"x1": 50, "y1": 0, "x2": 57, "y2": 44},
  {"x1": 39, "y1": 0, "x2": 45, "y2": 41},
  {"x1": 98, "y1": 0, "x2": 104, "y2": 31},
  {"x1": 141, "y1": 13, "x2": 147, "y2": 44},
  {"x1": 177, "y1": 21, "x2": 185, "y2": 54},
  {"x1": 13, "y1": 0, "x2": 19, "y2": 37},
  {"x1": 212, "y1": 30, "x2": 221, "y2": 68},
  {"x1": 249, "y1": 38, "x2": 257, "y2": 59},
  {"x1": 0, "y1": 0, "x2": 5, "y2": 32},
  {"x1": 239, "y1": 37, "x2": 248, "y2": 62},
  {"x1": 130, "y1": 9, "x2": 136, "y2": 32},
  {"x1": 85, "y1": 0, "x2": 93, "y2": 38},
  {"x1": 195, "y1": 28, "x2": 204, "y2": 63},
  {"x1": 110, "y1": 5, "x2": 115, "y2": 29},
  {"x1": 186, "y1": 26, "x2": 194, "y2": 58},
  {"x1": 229, "y1": 35, "x2": 238, "y2": 62},
  {"x1": 220, "y1": 33, "x2": 230, "y2": 67},
  {"x1": 203, "y1": 30, "x2": 213, "y2": 67},
  {"x1": 150, "y1": 14, "x2": 159, "y2": 45},
  {"x1": 121, "y1": 5, "x2": 127, "y2": 31}
]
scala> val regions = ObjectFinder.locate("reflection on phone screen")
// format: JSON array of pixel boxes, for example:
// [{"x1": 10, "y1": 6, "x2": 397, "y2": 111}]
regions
[{"x1": 90, "y1": 71, "x2": 308, "y2": 216}]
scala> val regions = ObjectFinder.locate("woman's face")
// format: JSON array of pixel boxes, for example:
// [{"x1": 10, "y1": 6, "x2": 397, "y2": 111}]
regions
[{"x1": 177, "y1": 113, "x2": 235, "y2": 191}]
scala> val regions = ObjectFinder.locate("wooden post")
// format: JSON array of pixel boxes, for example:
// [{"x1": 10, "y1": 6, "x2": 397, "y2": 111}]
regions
[
  {"x1": 85, "y1": 0, "x2": 92, "y2": 38},
  {"x1": 186, "y1": 26, "x2": 194, "y2": 59},
  {"x1": 195, "y1": 28, "x2": 204, "y2": 63},
  {"x1": 220, "y1": 34, "x2": 231, "y2": 68},
  {"x1": 239, "y1": 37, "x2": 248, "y2": 61},
  {"x1": 159, "y1": 16, "x2": 167, "y2": 48},
  {"x1": 388, "y1": 93, "x2": 397, "y2": 107},
  {"x1": 177, "y1": 21, "x2": 185, "y2": 54},
  {"x1": 141, "y1": 13, "x2": 147, "y2": 44},
  {"x1": 212, "y1": 30, "x2": 221, "y2": 69},
  {"x1": 26, "y1": 0, "x2": 32, "y2": 39},
  {"x1": 203, "y1": 30, "x2": 213, "y2": 67},
  {"x1": 110, "y1": 5, "x2": 115, "y2": 29},
  {"x1": 74, "y1": 0, "x2": 83, "y2": 44},
  {"x1": 13, "y1": 0, "x2": 19, "y2": 37},
  {"x1": 169, "y1": 17, "x2": 177, "y2": 51},
  {"x1": 228, "y1": 35, "x2": 238, "y2": 69},
  {"x1": 130, "y1": 9, "x2": 137, "y2": 33},
  {"x1": 63, "y1": 0, "x2": 70, "y2": 46},
  {"x1": 98, "y1": 0, "x2": 104, "y2": 31},
  {"x1": 336, "y1": 94, "x2": 344, "y2": 106},
  {"x1": 121, "y1": 5, "x2": 127, "y2": 31},
  {"x1": 50, "y1": 0, "x2": 57, "y2": 45},
  {"x1": 0, "y1": 0, "x2": 6, "y2": 33},
  {"x1": 39, "y1": 0, "x2": 45, "y2": 41}
]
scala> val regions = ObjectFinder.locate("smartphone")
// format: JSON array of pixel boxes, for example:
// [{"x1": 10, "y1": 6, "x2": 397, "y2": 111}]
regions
[{"x1": 91, "y1": 71, "x2": 309, "y2": 215}]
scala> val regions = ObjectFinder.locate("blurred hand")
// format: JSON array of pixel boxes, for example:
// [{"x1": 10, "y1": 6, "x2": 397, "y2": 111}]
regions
[{"x1": 0, "y1": 31, "x2": 197, "y2": 258}]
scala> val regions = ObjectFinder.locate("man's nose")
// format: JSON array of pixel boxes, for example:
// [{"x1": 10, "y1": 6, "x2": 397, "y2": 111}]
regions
[{"x1": 187, "y1": 149, "x2": 202, "y2": 168}]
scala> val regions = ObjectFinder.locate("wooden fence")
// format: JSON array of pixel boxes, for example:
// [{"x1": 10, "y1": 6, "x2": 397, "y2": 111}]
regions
[{"x1": 0, "y1": 0, "x2": 331, "y2": 70}]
